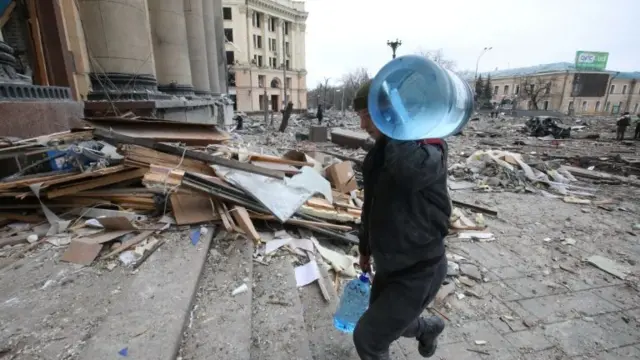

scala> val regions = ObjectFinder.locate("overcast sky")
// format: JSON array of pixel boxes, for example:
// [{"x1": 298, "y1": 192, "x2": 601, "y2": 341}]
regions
[{"x1": 303, "y1": 0, "x2": 638, "y2": 87}]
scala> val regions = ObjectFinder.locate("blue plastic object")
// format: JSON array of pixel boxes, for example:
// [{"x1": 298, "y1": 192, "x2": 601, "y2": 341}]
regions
[
  {"x1": 368, "y1": 55, "x2": 474, "y2": 140},
  {"x1": 333, "y1": 273, "x2": 371, "y2": 333}
]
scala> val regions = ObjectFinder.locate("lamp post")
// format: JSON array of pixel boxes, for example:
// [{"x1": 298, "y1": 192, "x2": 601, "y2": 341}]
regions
[
  {"x1": 474, "y1": 47, "x2": 492, "y2": 82},
  {"x1": 387, "y1": 39, "x2": 402, "y2": 59}
]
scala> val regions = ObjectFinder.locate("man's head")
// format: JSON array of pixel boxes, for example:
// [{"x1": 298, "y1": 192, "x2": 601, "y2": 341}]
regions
[{"x1": 353, "y1": 80, "x2": 383, "y2": 140}]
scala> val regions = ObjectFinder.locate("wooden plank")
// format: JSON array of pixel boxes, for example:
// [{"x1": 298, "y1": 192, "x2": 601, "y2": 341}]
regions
[
  {"x1": 248, "y1": 154, "x2": 312, "y2": 167},
  {"x1": 46, "y1": 167, "x2": 147, "y2": 198},
  {"x1": 562, "y1": 165, "x2": 640, "y2": 188},
  {"x1": 250, "y1": 214, "x2": 353, "y2": 232},
  {"x1": 93, "y1": 129, "x2": 286, "y2": 179},
  {"x1": 214, "y1": 200, "x2": 233, "y2": 232},
  {"x1": 121, "y1": 144, "x2": 216, "y2": 175},
  {"x1": 41, "y1": 165, "x2": 129, "y2": 188},
  {"x1": 230, "y1": 205, "x2": 260, "y2": 242},
  {"x1": 26, "y1": 0, "x2": 49, "y2": 85},
  {"x1": 451, "y1": 199, "x2": 498, "y2": 217},
  {"x1": 101, "y1": 230, "x2": 155, "y2": 259}
]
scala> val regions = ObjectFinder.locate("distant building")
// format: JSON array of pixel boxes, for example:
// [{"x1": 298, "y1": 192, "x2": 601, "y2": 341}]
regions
[
  {"x1": 223, "y1": 0, "x2": 308, "y2": 113},
  {"x1": 477, "y1": 62, "x2": 640, "y2": 115}
]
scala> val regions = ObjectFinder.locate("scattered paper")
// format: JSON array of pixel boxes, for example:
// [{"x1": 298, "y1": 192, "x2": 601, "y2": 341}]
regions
[
  {"x1": 290, "y1": 238, "x2": 314, "y2": 252},
  {"x1": 265, "y1": 238, "x2": 293, "y2": 254},
  {"x1": 294, "y1": 260, "x2": 321, "y2": 287},
  {"x1": 46, "y1": 235, "x2": 71, "y2": 246},
  {"x1": 312, "y1": 238, "x2": 357, "y2": 277}
]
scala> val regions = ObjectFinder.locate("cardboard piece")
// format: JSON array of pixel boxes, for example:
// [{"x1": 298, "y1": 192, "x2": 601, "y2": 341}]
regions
[
  {"x1": 325, "y1": 161, "x2": 357, "y2": 193},
  {"x1": 170, "y1": 193, "x2": 218, "y2": 225},
  {"x1": 60, "y1": 239, "x2": 104, "y2": 265},
  {"x1": 97, "y1": 217, "x2": 137, "y2": 230}
]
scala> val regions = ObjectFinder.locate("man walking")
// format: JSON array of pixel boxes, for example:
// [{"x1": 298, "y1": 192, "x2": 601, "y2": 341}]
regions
[
  {"x1": 316, "y1": 104, "x2": 324, "y2": 124},
  {"x1": 633, "y1": 114, "x2": 640, "y2": 140},
  {"x1": 351, "y1": 81, "x2": 450, "y2": 360},
  {"x1": 616, "y1": 112, "x2": 631, "y2": 141}
]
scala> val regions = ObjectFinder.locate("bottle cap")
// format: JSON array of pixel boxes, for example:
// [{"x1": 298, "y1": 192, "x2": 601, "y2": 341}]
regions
[{"x1": 358, "y1": 273, "x2": 370, "y2": 283}]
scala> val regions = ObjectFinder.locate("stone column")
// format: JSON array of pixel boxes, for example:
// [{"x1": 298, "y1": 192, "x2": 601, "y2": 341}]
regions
[
  {"x1": 213, "y1": 0, "x2": 227, "y2": 94},
  {"x1": 78, "y1": 0, "x2": 159, "y2": 100},
  {"x1": 184, "y1": 0, "x2": 210, "y2": 95},
  {"x1": 202, "y1": 0, "x2": 220, "y2": 95},
  {"x1": 148, "y1": 0, "x2": 194, "y2": 96}
]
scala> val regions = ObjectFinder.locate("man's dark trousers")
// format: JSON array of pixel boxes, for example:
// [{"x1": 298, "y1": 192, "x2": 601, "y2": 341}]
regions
[{"x1": 353, "y1": 256, "x2": 448, "y2": 359}]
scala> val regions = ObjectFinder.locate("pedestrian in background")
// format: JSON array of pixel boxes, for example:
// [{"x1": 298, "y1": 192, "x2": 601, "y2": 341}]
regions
[
  {"x1": 316, "y1": 104, "x2": 324, "y2": 124},
  {"x1": 616, "y1": 112, "x2": 631, "y2": 141}
]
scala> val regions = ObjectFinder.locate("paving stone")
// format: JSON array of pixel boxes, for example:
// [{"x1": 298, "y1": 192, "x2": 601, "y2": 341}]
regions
[
  {"x1": 504, "y1": 329, "x2": 554, "y2": 353},
  {"x1": 543, "y1": 318, "x2": 634, "y2": 357},
  {"x1": 458, "y1": 242, "x2": 524, "y2": 269},
  {"x1": 483, "y1": 281, "x2": 523, "y2": 301},
  {"x1": 592, "y1": 285, "x2": 640, "y2": 310},
  {"x1": 488, "y1": 316, "x2": 530, "y2": 334},
  {"x1": 571, "y1": 263, "x2": 625, "y2": 288},
  {"x1": 458, "y1": 320, "x2": 512, "y2": 350},
  {"x1": 447, "y1": 294, "x2": 515, "y2": 322},
  {"x1": 430, "y1": 342, "x2": 484, "y2": 360},
  {"x1": 525, "y1": 347, "x2": 570, "y2": 360},
  {"x1": 518, "y1": 290, "x2": 621, "y2": 323},
  {"x1": 435, "y1": 321, "x2": 466, "y2": 345},
  {"x1": 592, "y1": 312, "x2": 640, "y2": 349},
  {"x1": 503, "y1": 276, "x2": 569, "y2": 300},
  {"x1": 489, "y1": 266, "x2": 530, "y2": 281},
  {"x1": 597, "y1": 345, "x2": 640, "y2": 360}
]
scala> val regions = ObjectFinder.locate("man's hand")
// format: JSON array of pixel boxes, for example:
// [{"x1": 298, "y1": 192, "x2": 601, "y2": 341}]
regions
[{"x1": 359, "y1": 254, "x2": 371, "y2": 273}]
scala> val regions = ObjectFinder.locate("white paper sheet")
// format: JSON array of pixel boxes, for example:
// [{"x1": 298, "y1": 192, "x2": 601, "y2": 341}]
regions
[
  {"x1": 294, "y1": 260, "x2": 320, "y2": 287},
  {"x1": 264, "y1": 238, "x2": 293, "y2": 254}
]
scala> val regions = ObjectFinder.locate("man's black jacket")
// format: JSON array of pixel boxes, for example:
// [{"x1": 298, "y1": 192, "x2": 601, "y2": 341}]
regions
[{"x1": 358, "y1": 137, "x2": 451, "y2": 275}]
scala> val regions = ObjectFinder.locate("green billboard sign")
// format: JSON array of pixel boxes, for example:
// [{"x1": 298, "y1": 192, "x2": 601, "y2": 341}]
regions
[{"x1": 575, "y1": 51, "x2": 609, "y2": 71}]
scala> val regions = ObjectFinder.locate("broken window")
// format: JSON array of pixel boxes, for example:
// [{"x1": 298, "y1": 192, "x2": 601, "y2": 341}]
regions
[
  {"x1": 503, "y1": 85, "x2": 509, "y2": 95},
  {"x1": 605, "y1": 101, "x2": 610, "y2": 112},
  {"x1": 634, "y1": 103, "x2": 639, "y2": 113},
  {"x1": 595, "y1": 101, "x2": 601, "y2": 112},
  {"x1": 271, "y1": 78, "x2": 281, "y2": 88},
  {"x1": 257, "y1": 55, "x2": 263, "y2": 67},
  {"x1": 268, "y1": 17, "x2": 277, "y2": 32},
  {"x1": 543, "y1": 101, "x2": 549, "y2": 110},
  {"x1": 622, "y1": 85, "x2": 627, "y2": 94},
  {"x1": 493, "y1": 86, "x2": 498, "y2": 96},
  {"x1": 224, "y1": 28, "x2": 233, "y2": 43},
  {"x1": 285, "y1": 60, "x2": 290, "y2": 70},
  {"x1": 285, "y1": 42, "x2": 290, "y2": 56},
  {"x1": 258, "y1": 75, "x2": 265, "y2": 88},
  {"x1": 581, "y1": 101, "x2": 587, "y2": 111},
  {"x1": 544, "y1": 84, "x2": 550, "y2": 94},
  {"x1": 269, "y1": 57, "x2": 277, "y2": 68},
  {"x1": 253, "y1": 12, "x2": 262, "y2": 28},
  {"x1": 514, "y1": 85, "x2": 519, "y2": 95},
  {"x1": 227, "y1": 72, "x2": 236, "y2": 87},
  {"x1": 610, "y1": 84, "x2": 615, "y2": 93},
  {"x1": 226, "y1": 51, "x2": 235, "y2": 65},
  {"x1": 259, "y1": 94, "x2": 265, "y2": 110},
  {"x1": 568, "y1": 101, "x2": 573, "y2": 110},
  {"x1": 223, "y1": 7, "x2": 232, "y2": 20}
]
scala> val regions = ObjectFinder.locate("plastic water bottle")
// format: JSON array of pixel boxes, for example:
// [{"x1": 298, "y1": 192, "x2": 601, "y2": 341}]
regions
[
  {"x1": 333, "y1": 273, "x2": 371, "y2": 333},
  {"x1": 368, "y1": 55, "x2": 474, "y2": 140}
]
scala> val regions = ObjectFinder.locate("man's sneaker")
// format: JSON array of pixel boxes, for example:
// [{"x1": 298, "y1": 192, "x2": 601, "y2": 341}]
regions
[{"x1": 417, "y1": 316, "x2": 445, "y2": 357}]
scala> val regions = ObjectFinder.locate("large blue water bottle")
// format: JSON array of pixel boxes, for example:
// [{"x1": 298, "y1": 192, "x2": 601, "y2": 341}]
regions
[
  {"x1": 368, "y1": 55, "x2": 474, "y2": 140},
  {"x1": 333, "y1": 273, "x2": 371, "y2": 333}
]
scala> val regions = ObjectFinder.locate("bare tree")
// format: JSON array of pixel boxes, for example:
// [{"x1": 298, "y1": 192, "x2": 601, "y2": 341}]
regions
[
  {"x1": 519, "y1": 76, "x2": 558, "y2": 110},
  {"x1": 340, "y1": 68, "x2": 370, "y2": 111},
  {"x1": 416, "y1": 48, "x2": 457, "y2": 71}
]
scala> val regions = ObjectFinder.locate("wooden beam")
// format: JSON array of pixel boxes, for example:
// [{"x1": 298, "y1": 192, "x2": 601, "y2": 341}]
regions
[{"x1": 25, "y1": 0, "x2": 49, "y2": 85}]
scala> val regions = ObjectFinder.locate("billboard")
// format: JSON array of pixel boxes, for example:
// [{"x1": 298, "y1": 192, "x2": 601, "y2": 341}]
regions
[
  {"x1": 571, "y1": 73, "x2": 609, "y2": 97},
  {"x1": 575, "y1": 51, "x2": 609, "y2": 71}
]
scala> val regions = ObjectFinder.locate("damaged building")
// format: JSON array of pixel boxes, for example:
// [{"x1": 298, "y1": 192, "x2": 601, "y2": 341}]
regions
[{"x1": 0, "y1": 0, "x2": 235, "y2": 139}]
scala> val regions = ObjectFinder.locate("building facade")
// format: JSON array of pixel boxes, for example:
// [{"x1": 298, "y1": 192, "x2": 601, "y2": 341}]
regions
[
  {"x1": 222, "y1": 0, "x2": 308, "y2": 113},
  {"x1": 480, "y1": 63, "x2": 640, "y2": 115}
]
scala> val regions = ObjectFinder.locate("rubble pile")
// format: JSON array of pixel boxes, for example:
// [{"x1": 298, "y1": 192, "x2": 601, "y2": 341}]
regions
[{"x1": 522, "y1": 116, "x2": 571, "y2": 138}]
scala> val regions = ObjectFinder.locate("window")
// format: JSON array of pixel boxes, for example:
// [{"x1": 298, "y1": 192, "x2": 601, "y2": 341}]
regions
[
  {"x1": 634, "y1": 103, "x2": 639, "y2": 113},
  {"x1": 270, "y1": 78, "x2": 280, "y2": 88},
  {"x1": 259, "y1": 94, "x2": 265, "y2": 110},
  {"x1": 581, "y1": 101, "x2": 587, "y2": 111},
  {"x1": 224, "y1": 28, "x2": 233, "y2": 43},
  {"x1": 252, "y1": 55, "x2": 263, "y2": 67},
  {"x1": 595, "y1": 101, "x2": 601, "y2": 112},
  {"x1": 227, "y1": 72, "x2": 236, "y2": 87},
  {"x1": 252, "y1": 12, "x2": 262, "y2": 28},
  {"x1": 258, "y1": 75, "x2": 265, "y2": 88},
  {"x1": 568, "y1": 101, "x2": 573, "y2": 110},
  {"x1": 493, "y1": 86, "x2": 498, "y2": 95},
  {"x1": 619, "y1": 101, "x2": 624, "y2": 111},
  {"x1": 503, "y1": 85, "x2": 509, "y2": 95},
  {"x1": 223, "y1": 7, "x2": 232, "y2": 20},
  {"x1": 268, "y1": 38, "x2": 276, "y2": 52},
  {"x1": 284, "y1": 21, "x2": 290, "y2": 35},
  {"x1": 543, "y1": 101, "x2": 549, "y2": 110},
  {"x1": 605, "y1": 101, "x2": 610, "y2": 112},
  {"x1": 268, "y1": 17, "x2": 277, "y2": 32},
  {"x1": 622, "y1": 85, "x2": 627, "y2": 94},
  {"x1": 285, "y1": 42, "x2": 290, "y2": 56},
  {"x1": 269, "y1": 57, "x2": 277, "y2": 68},
  {"x1": 285, "y1": 59, "x2": 290, "y2": 70},
  {"x1": 514, "y1": 85, "x2": 519, "y2": 95},
  {"x1": 226, "y1": 51, "x2": 235, "y2": 65},
  {"x1": 610, "y1": 84, "x2": 615, "y2": 93},
  {"x1": 544, "y1": 83, "x2": 550, "y2": 94},
  {"x1": 253, "y1": 35, "x2": 262, "y2": 49},
  {"x1": 286, "y1": 77, "x2": 292, "y2": 89}
]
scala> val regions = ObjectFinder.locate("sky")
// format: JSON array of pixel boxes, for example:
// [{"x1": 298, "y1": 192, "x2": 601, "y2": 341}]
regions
[{"x1": 303, "y1": 0, "x2": 638, "y2": 88}]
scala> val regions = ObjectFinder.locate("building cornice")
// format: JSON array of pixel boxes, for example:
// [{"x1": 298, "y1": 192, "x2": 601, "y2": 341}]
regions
[{"x1": 247, "y1": 0, "x2": 308, "y2": 22}]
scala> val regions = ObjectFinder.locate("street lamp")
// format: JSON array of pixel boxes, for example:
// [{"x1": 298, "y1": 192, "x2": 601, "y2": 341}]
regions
[
  {"x1": 474, "y1": 47, "x2": 492, "y2": 82},
  {"x1": 387, "y1": 39, "x2": 402, "y2": 59}
]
